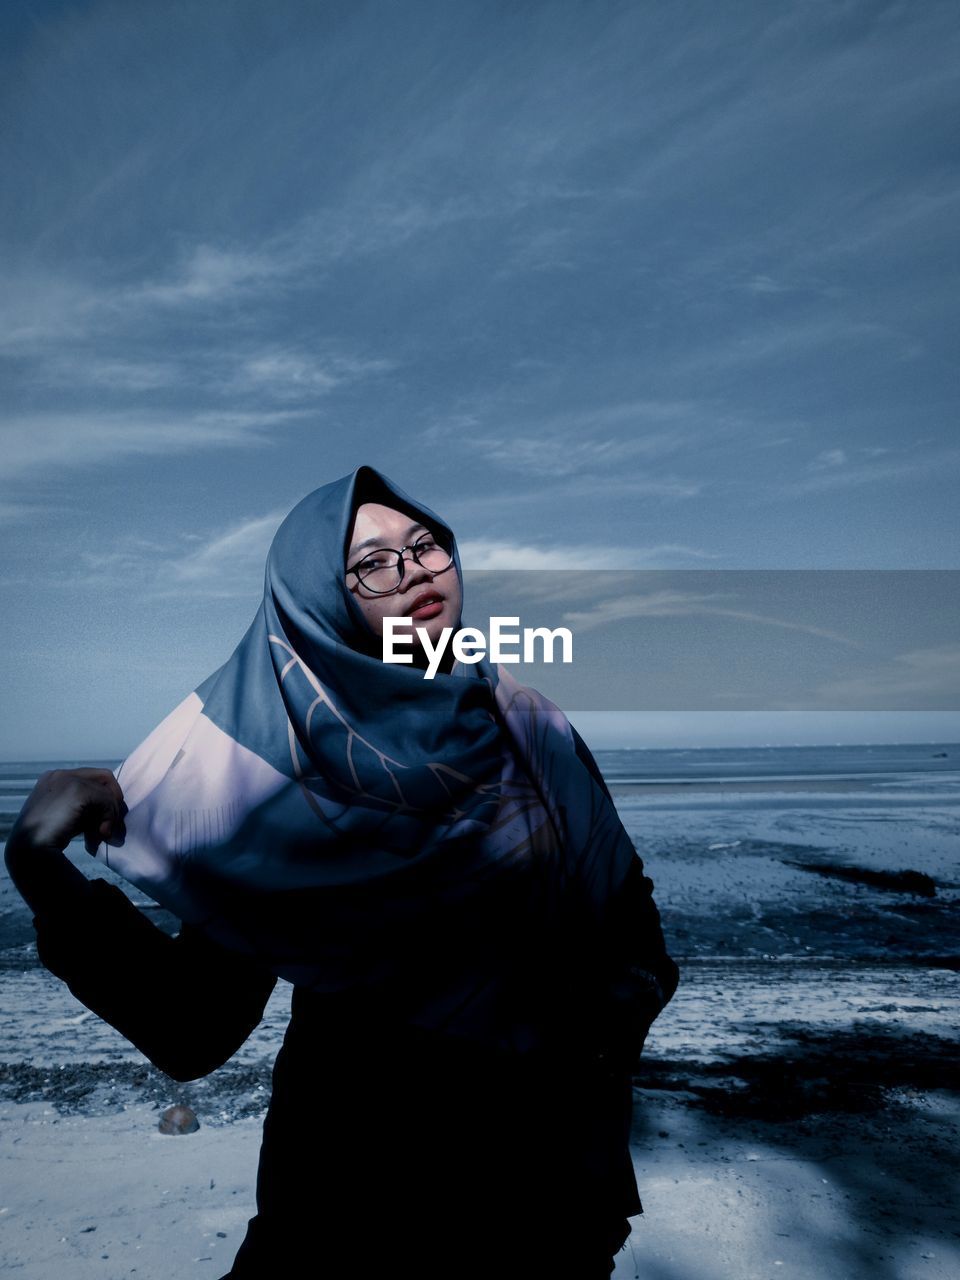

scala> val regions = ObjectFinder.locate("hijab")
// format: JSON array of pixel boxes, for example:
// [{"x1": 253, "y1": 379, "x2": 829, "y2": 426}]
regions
[{"x1": 96, "y1": 465, "x2": 640, "y2": 1054}]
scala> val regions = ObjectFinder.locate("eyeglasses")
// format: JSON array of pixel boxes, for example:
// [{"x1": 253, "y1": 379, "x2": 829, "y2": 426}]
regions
[{"x1": 345, "y1": 530, "x2": 455, "y2": 595}]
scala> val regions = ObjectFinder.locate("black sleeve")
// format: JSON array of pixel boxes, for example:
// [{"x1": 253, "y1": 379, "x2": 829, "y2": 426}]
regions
[{"x1": 32, "y1": 876, "x2": 279, "y2": 1082}]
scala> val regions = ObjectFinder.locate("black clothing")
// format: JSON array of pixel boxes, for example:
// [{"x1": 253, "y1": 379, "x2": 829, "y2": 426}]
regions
[{"x1": 26, "y1": 735, "x2": 679, "y2": 1278}]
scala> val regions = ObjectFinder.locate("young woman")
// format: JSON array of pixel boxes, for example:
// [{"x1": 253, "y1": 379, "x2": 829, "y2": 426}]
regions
[{"x1": 5, "y1": 464, "x2": 679, "y2": 1278}]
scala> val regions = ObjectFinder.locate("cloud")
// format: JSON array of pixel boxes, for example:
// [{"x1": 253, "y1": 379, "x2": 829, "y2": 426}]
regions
[
  {"x1": 808, "y1": 644, "x2": 960, "y2": 709},
  {"x1": 0, "y1": 410, "x2": 310, "y2": 484},
  {"x1": 10, "y1": 336, "x2": 398, "y2": 406},
  {"x1": 164, "y1": 510, "x2": 288, "y2": 591},
  {"x1": 0, "y1": 271, "x2": 102, "y2": 354},
  {"x1": 558, "y1": 587, "x2": 861, "y2": 646},
  {"x1": 421, "y1": 399, "x2": 721, "y2": 492},
  {"x1": 35, "y1": 355, "x2": 180, "y2": 391},
  {"x1": 786, "y1": 443, "x2": 960, "y2": 496},
  {"x1": 808, "y1": 448, "x2": 847, "y2": 471},
  {"x1": 458, "y1": 539, "x2": 718, "y2": 570},
  {"x1": 134, "y1": 245, "x2": 283, "y2": 305},
  {"x1": 72, "y1": 510, "x2": 288, "y2": 600},
  {"x1": 795, "y1": 183, "x2": 960, "y2": 268},
  {"x1": 741, "y1": 275, "x2": 788, "y2": 295},
  {"x1": 0, "y1": 190, "x2": 540, "y2": 354},
  {"x1": 230, "y1": 348, "x2": 399, "y2": 400},
  {"x1": 528, "y1": 472, "x2": 705, "y2": 500},
  {"x1": 0, "y1": 499, "x2": 63, "y2": 526},
  {"x1": 675, "y1": 317, "x2": 892, "y2": 377},
  {"x1": 115, "y1": 188, "x2": 567, "y2": 314},
  {"x1": 477, "y1": 436, "x2": 696, "y2": 481}
]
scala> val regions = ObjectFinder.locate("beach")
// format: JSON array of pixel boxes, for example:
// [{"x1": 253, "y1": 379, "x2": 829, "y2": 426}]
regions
[{"x1": 2, "y1": 745, "x2": 958, "y2": 1278}]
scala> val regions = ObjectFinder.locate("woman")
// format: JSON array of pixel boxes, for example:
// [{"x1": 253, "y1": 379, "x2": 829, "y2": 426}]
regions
[{"x1": 5, "y1": 465, "x2": 679, "y2": 1278}]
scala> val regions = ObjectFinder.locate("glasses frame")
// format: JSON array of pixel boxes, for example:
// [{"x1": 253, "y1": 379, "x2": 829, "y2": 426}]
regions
[{"x1": 345, "y1": 530, "x2": 455, "y2": 596}]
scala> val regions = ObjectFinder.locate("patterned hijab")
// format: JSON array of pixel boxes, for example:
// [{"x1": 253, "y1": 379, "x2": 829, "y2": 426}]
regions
[{"x1": 97, "y1": 465, "x2": 638, "y2": 1052}]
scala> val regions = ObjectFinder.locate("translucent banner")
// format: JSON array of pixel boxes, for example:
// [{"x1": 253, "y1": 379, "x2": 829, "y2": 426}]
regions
[{"x1": 446, "y1": 570, "x2": 960, "y2": 710}]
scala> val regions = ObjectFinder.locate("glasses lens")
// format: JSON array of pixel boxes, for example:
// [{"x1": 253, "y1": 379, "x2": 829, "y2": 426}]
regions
[
  {"x1": 411, "y1": 532, "x2": 453, "y2": 572},
  {"x1": 355, "y1": 551, "x2": 401, "y2": 593}
]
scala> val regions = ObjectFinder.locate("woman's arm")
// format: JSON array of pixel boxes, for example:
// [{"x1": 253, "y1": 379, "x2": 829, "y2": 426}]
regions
[
  {"x1": 29, "y1": 871, "x2": 278, "y2": 1082},
  {"x1": 5, "y1": 770, "x2": 278, "y2": 1082}
]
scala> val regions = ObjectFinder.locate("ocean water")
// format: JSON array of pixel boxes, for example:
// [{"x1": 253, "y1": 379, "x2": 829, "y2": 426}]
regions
[
  {"x1": 2, "y1": 742, "x2": 958, "y2": 818},
  {"x1": 590, "y1": 741, "x2": 959, "y2": 785}
]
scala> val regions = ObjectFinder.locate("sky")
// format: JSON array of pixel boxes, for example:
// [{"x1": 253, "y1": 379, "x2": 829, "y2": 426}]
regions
[{"x1": 1, "y1": 0, "x2": 958, "y2": 758}]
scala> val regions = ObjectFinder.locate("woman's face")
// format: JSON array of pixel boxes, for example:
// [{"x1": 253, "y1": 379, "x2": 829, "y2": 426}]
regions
[{"x1": 346, "y1": 501, "x2": 462, "y2": 668}]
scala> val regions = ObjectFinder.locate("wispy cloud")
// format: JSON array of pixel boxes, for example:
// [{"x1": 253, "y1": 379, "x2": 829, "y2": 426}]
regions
[
  {"x1": 163, "y1": 510, "x2": 288, "y2": 593},
  {"x1": 133, "y1": 245, "x2": 283, "y2": 306},
  {"x1": 0, "y1": 271, "x2": 102, "y2": 354},
  {"x1": 741, "y1": 274, "x2": 789, "y2": 295},
  {"x1": 0, "y1": 500, "x2": 63, "y2": 527},
  {"x1": 229, "y1": 348, "x2": 399, "y2": 400},
  {"x1": 71, "y1": 510, "x2": 288, "y2": 600},
  {"x1": 421, "y1": 399, "x2": 720, "y2": 490},
  {"x1": 458, "y1": 539, "x2": 719, "y2": 570},
  {"x1": 790, "y1": 183, "x2": 960, "y2": 271},
  {"x1": 671, "y1": 317, "x2": 894, "y2": 377},
  {"x1": 808, "y1": 448, "x2": 847, "y2": 471},
  {"x1": 80, "y1": 187, "x2": 576, "y2": 319},
  {"x1": 809, "y1": 643, "x2": 960, "y2": 709},
  {"x1": 786, "y1": 443, "x2": 960, "y2": 495},
  {"x1": 0, "y1": 192, "x2": 538, "y2": 353},
  {"x1": 0, "y1": 410, "x2": 310, "y2": 484},
  {"x1": 559, "y1": 588, "x2": 862, "y2": 646},
  {"x1": 476, "y1": 436, "x2": 693, "y2": 480},
  {"x1": 10, "y1": 340, "x2": 398, "y2": 405},
  {"x1": 30, "y1": 355, "x2": 181, "y2": 391}
]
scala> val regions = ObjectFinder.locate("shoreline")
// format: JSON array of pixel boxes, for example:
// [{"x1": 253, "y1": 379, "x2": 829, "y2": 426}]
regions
[{"x1": 608, "y1": 775, "x2": 908, "y2": 796}]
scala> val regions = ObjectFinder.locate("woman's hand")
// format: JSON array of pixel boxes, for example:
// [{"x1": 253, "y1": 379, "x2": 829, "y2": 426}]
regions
[
  {"x1": 4, "y1": 769, "x2": 127, "y2": 918},
  {"x1": 10, "y1": 768, "x2": 127, "y2": 855}
]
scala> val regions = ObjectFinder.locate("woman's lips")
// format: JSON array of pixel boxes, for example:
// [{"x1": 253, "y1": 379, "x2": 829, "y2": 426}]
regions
[{"x1": 410, "y1": 596, "x2": 444, "y2": 620}]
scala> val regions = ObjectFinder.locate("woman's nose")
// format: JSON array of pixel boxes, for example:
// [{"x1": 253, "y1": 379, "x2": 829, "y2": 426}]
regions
[{"x1": 398, "y1": 554, "x2": 434, "y2": 590}]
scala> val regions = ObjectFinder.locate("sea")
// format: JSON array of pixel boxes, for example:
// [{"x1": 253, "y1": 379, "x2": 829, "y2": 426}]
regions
[{"x1": 2, "y1": 742, "x2": 959, "y2": 832}]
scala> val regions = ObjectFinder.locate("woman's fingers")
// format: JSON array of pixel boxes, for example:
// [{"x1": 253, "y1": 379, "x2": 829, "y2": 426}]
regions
[
  {"x1": 71, "y1": 768, "x2": 126, "y2": 853},
  {"x1": 17, "y1": 767, "x2": 127, "y2": 853}
]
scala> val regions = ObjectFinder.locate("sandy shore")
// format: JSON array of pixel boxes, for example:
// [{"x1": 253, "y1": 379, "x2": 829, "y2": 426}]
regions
[
  {"x1": 2, "y1": 951, "x2": 957, "y2": 1279},
  {"x1": 2, "y1": 1080, "x2": 957, "y2": 1279}
]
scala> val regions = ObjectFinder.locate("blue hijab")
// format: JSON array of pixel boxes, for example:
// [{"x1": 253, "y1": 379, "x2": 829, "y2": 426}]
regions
[{"x1": 99, "y1": 465, "x2": 639, "y2": 1052}]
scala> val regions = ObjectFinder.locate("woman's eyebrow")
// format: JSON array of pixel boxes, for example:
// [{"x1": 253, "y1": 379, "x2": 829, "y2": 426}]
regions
[{"x1": 349, "y1": 522, "x2": 427, "y2": 558}]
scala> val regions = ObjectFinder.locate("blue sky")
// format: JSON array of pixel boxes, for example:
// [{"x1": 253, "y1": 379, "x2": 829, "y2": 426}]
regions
[{"x1": 1, "y1": 0, "x2": 958, "y2": 758}]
